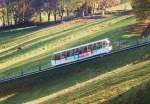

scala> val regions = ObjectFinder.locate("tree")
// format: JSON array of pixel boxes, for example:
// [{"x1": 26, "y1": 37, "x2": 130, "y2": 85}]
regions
[
  {"x1": 0, "y1": 0, "x2": 6, "y2": 26},
  {"x1": 98, "y1": 0, "x2": 120, "y2": 16},
  {"x1": 31, "y1": 0, "x2": 44, "y2": 22},
  {"x1": 58, "y1": 0, "x2": 65, "y2": 22},
  {"x1": 44, "y1": 0, "x2": 53, "y2": 21},
  {"x1": 85, "y1": 0, "x2": 99, "y2": 15},
  {"x1": 44, "y1": 0, "x2": 58, "y2": 23},
  {"x1": 64, "y1": 0, "x2": 74, "y2": 16},
  {"x1": 129, "y1": 0, "x2": 150, "y2": 20},
  {"x1": 64, "y1": 0, "x2": 86, "y2": 17}
]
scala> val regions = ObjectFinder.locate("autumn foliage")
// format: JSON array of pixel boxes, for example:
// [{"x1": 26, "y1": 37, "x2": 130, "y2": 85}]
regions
[{"x1": 129, "y1": 0, "x2": 150, "y2": 20}]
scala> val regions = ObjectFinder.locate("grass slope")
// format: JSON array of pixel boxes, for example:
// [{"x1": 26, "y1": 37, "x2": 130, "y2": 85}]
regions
[
  {"x1": 0, "y1": 44, "x2": 149, "y2": 104},
  {"x1": 104, "y1": 80, "x2": 150, "y2": 104},
  {"x1": 107, "y1": 2, "x2": 132, "y2": 12},
  {"x1": 0, "y1": 14, "x2": 138, "y2": 78}
]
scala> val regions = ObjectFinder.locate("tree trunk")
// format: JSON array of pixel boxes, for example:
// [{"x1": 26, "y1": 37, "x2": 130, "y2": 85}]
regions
[
  {"x1": 102, "y1": 10, "x2": 105, "y2": 16},
  {"x1": 48, "y1": 12, "x2": 51, "y2": 22},
  {"x1": 6, "y1": 9, "x2": 10, "y2": 26},
  {"x1": 92, "y1": 9, "x2": 95, "y2": 15},
  {"x1": 53, "y1": 12, "x2": 57, "y2": 23},
  {"x1": 13, "y1": 12, "x2": 17, "y2": 25},
  {"x1": 60, "y1": 12, "x2": 64, "y2": 22},
  {"x1": 10, "y1": 16, "x2": 13, "y2": 25},
  {"x1": 2, "y1": 16, "x2": 5, "y2": 26},
  {"x1": 102, "y1": 6, "x2": 106, "y2": 16},
  {"x1": 66, "y1": 9, "x2": 69, "y2": 16},
  {"x1": 80, "y1": 8, "x2": 84, "y2": 17},
  {"x1": 39, "y1": 12, "x2": 42, "y2": 22}
]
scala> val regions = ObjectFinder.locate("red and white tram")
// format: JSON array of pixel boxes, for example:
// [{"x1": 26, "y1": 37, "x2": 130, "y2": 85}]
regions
[{"x1": 51, "y1": 38, "x2": 112, "y2": 66}]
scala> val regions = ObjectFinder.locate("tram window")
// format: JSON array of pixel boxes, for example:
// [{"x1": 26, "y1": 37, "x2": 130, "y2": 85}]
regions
[
  {"x1": 55, "y1": 54, "x2": 60, "y2": 60},
  {"x1": 79, "y1": 49, "x2": 82, "y2": 54},
  {"x1": 66, "y1": 50, "x2": 73, "y2": 57},
  {"x1": 74, "y1": 48, "x2": 79, "y2": 55},
  {"x1": 96, "y1": 43, "x2": 99, "y2": 49},
  {"x1": 87, "y1": 45, "x2": 91, "y2": 51},
  {"x1": 105, "y1": 42, "x2": 108, "y2": 46},
  {"x1": 79, "y1": 47, "x2": 84, "y2": 54},
  {"x1": 61, "y1": 52, "x2": 66, "y2": 59},
  {"x1": 93, "y1": 43, "x2": 97, "y2": 50},
  {"x1": 70, "y1": 50, "x2": 74, "y2": 56},
  {"x1": 67, "y1": 51, "x2": 70, "y2": 57},
  {"x1": 91, "y1": 44, "x2": 95, "y2": 51},
  {"x1": 97, "y1": 42, "x2": 102, "y2": 49},
  {"x1": 84, "y1": 47, "x2": 87, "y2": 53},
  {"x1": 60, "y1": 53, "x2": 64, "y2": 59},
  {"x1": 88, "y1": 45, "x2": 91, "y2": 50},
  {"x1": 100, "y1": 42, "x2": 103, "y2": 48},
  {"x1": 108, "y1": 41, "x2": 111, "y2": 46},
  {"x1": 102, "y1": 42, "x2": 106, "y2": 47},
  {"x1": 61, "y1": 52, "x2": 64, "y2": 59}
]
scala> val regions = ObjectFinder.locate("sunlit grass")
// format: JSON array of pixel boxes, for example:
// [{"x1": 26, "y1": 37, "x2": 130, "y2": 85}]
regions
[
  {"x1": 0, "y1": 94, "x2": 16, "y2": 102},
  {"x1": 0, "y1": 45, "x2": 149, "y2": 104},
  {"x1": 40, "y1": 60, "x2": 150, "y2": 104},
  {"x1": 107, "y1": 2, "x2": 132, "y2": 12},
  {"x1": 0, "y1": 2, "x2": 149, "y2": 104},
  {"x1": 0, "y1": 14, "x2": 138, "y2": 77}
]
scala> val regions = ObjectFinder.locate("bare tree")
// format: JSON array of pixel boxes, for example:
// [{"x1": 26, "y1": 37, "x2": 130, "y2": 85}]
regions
[{"x1": 98, "y1": 0, "x2": 120, "y2": 16}]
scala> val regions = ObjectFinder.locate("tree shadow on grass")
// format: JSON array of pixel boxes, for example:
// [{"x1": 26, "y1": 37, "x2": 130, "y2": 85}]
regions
[
  {"x1": 126, "y1": 21, "x2": 150, "y2": 37},
  {"x1": 0, "y1": 16, "x2": 124, "y2": 77},
  {"x1": 103, "y1": 79, "x2": 150, "y2": 104},
  {"x1": 0, "y1": 45, "x2": 149, "y2": 104},
  {"x1": 0, "y1": 15, "x2": 111, "y2": 59},
  {"x1": 0, "y1": 26, "x2": 40, "y2": 38}
]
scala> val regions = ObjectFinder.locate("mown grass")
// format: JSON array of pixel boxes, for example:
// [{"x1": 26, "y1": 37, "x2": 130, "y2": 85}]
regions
[
  {"x1": 1, "y1": 2, "x2": 149, "y2": 104},
  {"x1": 0, "y1": 44, "x2": 149, "y2": 104},
  {"x1": 0, "y1": 14, "x2": 139, "y2": 78},
  {"x1": 104, "y1": 80, "x2": 150, "y2": 104},
  {"x1": 107, "y1": 2, "x2": 132, "y2": 12}
]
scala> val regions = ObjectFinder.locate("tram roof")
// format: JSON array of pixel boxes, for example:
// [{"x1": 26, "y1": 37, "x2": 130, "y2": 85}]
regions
[{"x1": 54, "y1": 38, "x2": 109, "y2": 55}]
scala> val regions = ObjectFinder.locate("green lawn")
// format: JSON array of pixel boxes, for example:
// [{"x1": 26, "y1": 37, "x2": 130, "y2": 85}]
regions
[
  {"x1": 0, "y1": 2, "x2": 150, "y2": 104},
  {"x1": 0, "y1": 14, "x2": 140, "y2": 78},
  {"x1": 0, "y1": 43, "x2": 149, "y2": 104}
]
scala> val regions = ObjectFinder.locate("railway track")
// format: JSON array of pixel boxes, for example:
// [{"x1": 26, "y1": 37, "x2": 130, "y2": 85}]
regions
[{"x1": 0, "y1": 39, "x2": 150, "y2": 84}]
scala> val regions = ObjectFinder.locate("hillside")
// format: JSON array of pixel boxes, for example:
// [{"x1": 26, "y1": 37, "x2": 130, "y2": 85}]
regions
[
  {"x1": 0, "y1": 2, "x2": 150, "y2": 104},
  {"x1": 0, "y1": 14, "x2": 139, "y2": 78},
  {"x1": 107, "y1": 2, "x2": 132, "y2": 12},
  {"x1": 0, "y1": 43, "x2": 149, "y2": 104}
]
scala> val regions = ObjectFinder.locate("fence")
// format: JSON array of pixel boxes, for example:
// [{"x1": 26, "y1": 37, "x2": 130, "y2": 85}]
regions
[{"x1": 0, "y1": 35, "x2": 150, "y2": 84}]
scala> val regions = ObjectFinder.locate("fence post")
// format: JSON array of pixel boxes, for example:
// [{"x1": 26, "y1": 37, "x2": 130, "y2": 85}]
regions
[
  {"x1": 136, "y1": 39, "x2": 139, "y2": 45},
  {"x1": 118, "y1": 41, "x2": 120, "y2": 49},
  {"x1": 39, "y1": 66, "x2": 41, "y2": 71},
  {"x1": 21, "y1": 70, "x2": 24, "y2": 76}
]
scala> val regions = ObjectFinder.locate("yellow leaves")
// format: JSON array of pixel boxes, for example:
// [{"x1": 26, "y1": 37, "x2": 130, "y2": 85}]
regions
[{"x1": 129, "y1": 0, "x2": 150, "y2": 20}]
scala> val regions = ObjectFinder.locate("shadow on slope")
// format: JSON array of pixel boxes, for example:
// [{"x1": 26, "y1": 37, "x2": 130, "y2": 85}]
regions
[
  {"x1": 0, "y1": 45, "x2": 149, "y2": 104},
  {"x1": 0, "y1": 15, "x2": 136, "y2": 78},
  {"x1": 103, "y1": 79, "x2": 150, "y2": 104}
]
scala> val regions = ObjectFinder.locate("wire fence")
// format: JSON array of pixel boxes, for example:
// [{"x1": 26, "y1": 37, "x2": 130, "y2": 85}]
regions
[{"x1": 0, "y1": 35, "x2": 150, "y2": 83}]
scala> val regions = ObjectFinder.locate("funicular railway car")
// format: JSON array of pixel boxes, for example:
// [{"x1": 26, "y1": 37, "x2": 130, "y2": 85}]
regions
[{"x1": 51, "y1": 38, "x2": 112, "y2": 66}]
